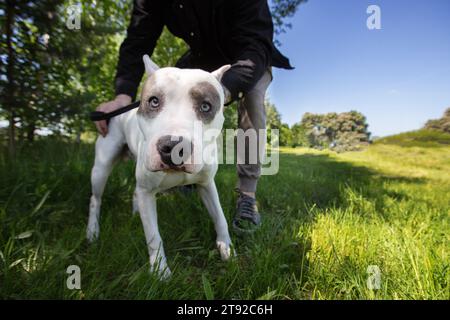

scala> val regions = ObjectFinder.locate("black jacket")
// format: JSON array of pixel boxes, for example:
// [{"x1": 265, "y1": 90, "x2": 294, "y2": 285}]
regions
[{"x1": 115, "y1": 0, "x2": 293, "y2": 101}]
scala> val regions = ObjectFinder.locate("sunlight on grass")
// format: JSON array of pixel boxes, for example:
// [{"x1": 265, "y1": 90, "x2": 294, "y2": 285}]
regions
[{"x1": 280, "y1": 131, "x2": 450, "y2": 299}]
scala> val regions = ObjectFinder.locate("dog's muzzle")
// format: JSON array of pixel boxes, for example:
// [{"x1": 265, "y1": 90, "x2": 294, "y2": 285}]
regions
[{"x1": 156, "y1": 135, "x2": 193, "y2": 170}]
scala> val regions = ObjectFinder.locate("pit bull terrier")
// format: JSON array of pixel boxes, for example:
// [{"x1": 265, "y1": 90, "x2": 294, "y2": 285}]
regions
[{"x1": 87, "y1": 55, "x2": 232, "y2": 278}]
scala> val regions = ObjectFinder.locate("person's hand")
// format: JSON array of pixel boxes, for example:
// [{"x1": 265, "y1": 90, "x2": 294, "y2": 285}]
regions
[{"x1": 95, "y1": 94, "x2": 132, "y2": 137}]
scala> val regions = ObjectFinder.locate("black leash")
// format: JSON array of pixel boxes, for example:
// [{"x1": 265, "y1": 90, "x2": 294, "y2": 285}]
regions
[{"x1": 90, "y1": 101, "x2": 141, "y2": 122}]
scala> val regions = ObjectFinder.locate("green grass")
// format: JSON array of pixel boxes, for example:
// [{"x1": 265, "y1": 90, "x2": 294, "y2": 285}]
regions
[
  {"x1": 0, "y1": 130, "x2": 449, "y2": 299},
  {"x1": 374, "y1": 129, "x2": 450, "y2": 148}
]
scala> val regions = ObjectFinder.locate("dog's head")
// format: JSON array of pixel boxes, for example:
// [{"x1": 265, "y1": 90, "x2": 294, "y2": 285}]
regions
[{"x1": 137, "y1": 55, "x2": 230, "y2": 174}]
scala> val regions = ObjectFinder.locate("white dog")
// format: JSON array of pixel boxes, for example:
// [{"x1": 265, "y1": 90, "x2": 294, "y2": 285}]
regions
[{"x1": 87, "y1": 55, "x2": 232, "y2": 278}]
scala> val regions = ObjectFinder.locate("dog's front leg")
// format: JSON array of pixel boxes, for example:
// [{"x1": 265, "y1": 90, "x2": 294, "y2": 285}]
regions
[
  {"x1": 135, "y1": 187, "x2": 171, "y2": 279},
  {"x1": 198, "y1": 181, "x2": 233, "y2": 261},
  {"x1": 132, "y1": 188, "x2": 139, "y2": 215}
]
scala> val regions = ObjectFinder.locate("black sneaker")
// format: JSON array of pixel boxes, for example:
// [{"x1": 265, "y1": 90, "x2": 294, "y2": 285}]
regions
[{"x1": 232, "y1": 189, "x2": 261, "y2": 234}]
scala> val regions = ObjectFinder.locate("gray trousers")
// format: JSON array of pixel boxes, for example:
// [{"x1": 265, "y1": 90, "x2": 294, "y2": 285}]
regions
[{"x1": 237, "y1": 69, "x2": 272, "y2": 193}]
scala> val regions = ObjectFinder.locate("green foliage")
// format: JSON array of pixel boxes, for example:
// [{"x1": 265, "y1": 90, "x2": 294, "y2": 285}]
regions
[
  {"x1": 290, "y1": 123, "x2": 309, "y2": 147},
  {"x1": 424, "y1": 107, "x2": 450, "y2": 133},
  {"x1": 265, "y1": 100, "x2": 282, "y2": 147},
  {"x1": 151, "y1": 27, "x2": 188, "y2": 68},
  {"x1": 0, "y1": 0, "x2": 132, "y2": 142},
  {"x1": 265, "y1": 100, "x2": 282, "y2": 130},
  {"x1": 223, "y1": 102, "x2": 239, "y2": 130},
  {"x1": 0, "y1": 134, "x2": 448, "y2": 299},
  {"x1": 278, "y1": 123, "x2": 309, "y2": 148},
  {"x1": 280, "y1": 124, "x2": 293, "y2": 147},
  {"x1": 263, "y1": 100, "x2": 311, "y2": 147},
  {"x1": 300, "y1": 111, "x2": 371, "y2": 152}
]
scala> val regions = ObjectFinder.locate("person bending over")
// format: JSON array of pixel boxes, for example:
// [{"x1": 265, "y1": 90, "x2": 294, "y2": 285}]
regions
[{"x1": 95, "y1": 0, "x2": 293, "y2": 233}]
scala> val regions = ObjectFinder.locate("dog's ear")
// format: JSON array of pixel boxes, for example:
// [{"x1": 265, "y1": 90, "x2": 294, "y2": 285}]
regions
[
  {"x1": 143, "y1": 54, "x2": 159, "y2": 75},
  {"x1": 212, "y1": 64, "x2": 231, "y2": 82}
]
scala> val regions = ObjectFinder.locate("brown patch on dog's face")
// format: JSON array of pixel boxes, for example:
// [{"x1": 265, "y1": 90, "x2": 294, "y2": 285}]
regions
[
  {"x1": 138, "y1": 76, "x2": 166, "y2": 118},
  {"x1": 189, "y1": 81, "x2": 221, "y2": 124}
]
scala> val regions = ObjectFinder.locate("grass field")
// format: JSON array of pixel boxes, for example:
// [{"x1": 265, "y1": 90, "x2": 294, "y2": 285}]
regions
[{"x1": 0, "y1": 130, "x2": 449, "y2": 299}]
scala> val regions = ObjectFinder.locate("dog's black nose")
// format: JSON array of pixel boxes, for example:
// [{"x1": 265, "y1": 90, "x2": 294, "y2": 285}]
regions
[{"x1": 157, "y1": 135, "x2": 192, "y2": 167}]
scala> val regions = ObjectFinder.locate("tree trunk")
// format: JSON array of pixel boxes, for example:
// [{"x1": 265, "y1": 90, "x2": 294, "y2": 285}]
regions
[
  {"x1": 75, "y1": 123, "x2": 84, "y2": 144},
  {"x1": 8, "y1": 111, "x2": 16, "y2": 152},
  {"x1": 27, "y1": 122, "x2": 35, "y2": 142},
  {"x1": 6, "y1": 0, "x2": 16, "y2": 156}
]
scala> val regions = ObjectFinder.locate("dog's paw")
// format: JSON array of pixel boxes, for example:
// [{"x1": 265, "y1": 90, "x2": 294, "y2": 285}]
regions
[
  {"x1": 216, "y1": 240, "x2": 234, "y2": 261},
  {"x1": 159, "y1": 267, "x2": 172, "y2": 280}
]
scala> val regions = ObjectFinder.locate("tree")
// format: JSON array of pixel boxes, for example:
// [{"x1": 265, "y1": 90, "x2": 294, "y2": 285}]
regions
[
  {"x1": 0, "y1": 0, "x2": 131, "y2": 150},
  {"x1": 270, "y1": 0, "x2": 308, "y2": 42},
  {"x1": 290, "y1": 123, "x2": 309, "y2": 147},
  {"x1": 300, "y1": 111, "x2": 371, "y2": 152},
  {"x1": 265, "y1": 100, "x2": 282, "y2": 130},
  {"x1": 265, "y1": 100, "x2": 282, "y2": 147},
  {"x1": 279, "y1": 123, "x2": 293, "y2": 146}
]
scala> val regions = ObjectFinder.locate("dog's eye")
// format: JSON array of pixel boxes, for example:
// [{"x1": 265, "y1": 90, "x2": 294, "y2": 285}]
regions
[
  {"x1": 199, "y1": 102, "x2": 211, "y2": 113},
  {"x1": 148, "y1": 96, "x2": 160, "y2": 108}
]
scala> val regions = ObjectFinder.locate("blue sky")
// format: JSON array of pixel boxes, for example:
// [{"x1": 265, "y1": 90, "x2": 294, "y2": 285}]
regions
[{"x1": 268, "y1": 0, "x2": 450, "y2": 137}]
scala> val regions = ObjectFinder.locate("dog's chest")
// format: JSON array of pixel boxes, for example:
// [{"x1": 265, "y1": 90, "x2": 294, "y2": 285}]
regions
[
  {"x1": 158, "y1": 172, "x2": 195, "y2": 190},
  {"x1": 138, "y1": 170, "x2": 203, "y2": 193}
]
